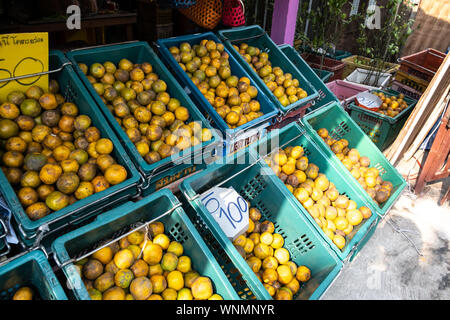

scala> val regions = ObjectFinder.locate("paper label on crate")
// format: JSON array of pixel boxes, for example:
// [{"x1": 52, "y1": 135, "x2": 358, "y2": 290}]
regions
[
  {"x1": 355, "y1": 92, "x2": 382, "y2": 111},
  {"x1": 0, "y1": 33, "x2": 49, "y2": 101},
  {"x1": 228, "y1": 127, "x2": 264, "y2": 155},
  {"x1": 201, "y1": 186, "x2": 249, "y2": 241}
]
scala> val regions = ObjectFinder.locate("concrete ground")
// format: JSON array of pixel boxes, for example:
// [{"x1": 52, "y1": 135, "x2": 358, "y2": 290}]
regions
[{"x1": 322, "y1": 178, "x2": 450, "y2": 300}]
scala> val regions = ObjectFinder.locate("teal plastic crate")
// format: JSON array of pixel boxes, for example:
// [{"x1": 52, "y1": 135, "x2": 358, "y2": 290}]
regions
[
  {"x1": 180, "y1": 150, "x2": 343, "y2": 300},
  {"x1": 156, "y1": 32, "x2": 279, "y2": 156},
  {"x1": 52, "y1": 189, "x2": 239, "y2": 300},
  {"x1": 66, "y1": 42, "x2": 221, "y2": 195},
  {"x1": 278, "y1": 44, "x2": 338, "y2": 112},
  {"x1": 0, "y1": 51, "x2": 140, "y2": 248},
  {"x1": 251, "y1": 122, "x2": 380, "y2": 261},
  {"x1": 334, "y1": 50, "x2": 353, "y2": 61},
  {"x1": 0, "y1": 219, "x2": 8, "y2": 257},
  {"x1": 217, "y1": 25, "x2": 319, "y2": 115},
  {"x1": 313, "y1": 68, "x2": 334, "y2": 82},
  {"x1": 0, "y1": 250, "x2": 67, "y2": 300},
  {"x1": 301, "y1": 102, "x2": 407, "y2": 216},
  {"x1": 347, "y1": 88, "x2": 417, "y2": 151}
]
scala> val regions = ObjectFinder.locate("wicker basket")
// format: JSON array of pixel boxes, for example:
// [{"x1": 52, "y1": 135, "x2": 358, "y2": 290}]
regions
[{"x1": 179, "y1": 0, "x2": 222, "y2": 30}]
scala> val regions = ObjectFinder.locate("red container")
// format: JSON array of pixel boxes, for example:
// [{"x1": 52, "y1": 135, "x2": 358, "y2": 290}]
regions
[
  {"x1": 222, "y1": 0, "x2": 246, "y2": 27},
  {"x1": 326, "y1": 80, "x2": 369, "y2": 106},
  {"x1": 398, "y1": 48, "x2": 446, "y2": 83},
  {"x1": 301, "y1": 53, "x2": 345, "y2": 81},
  {"x1": 391, "y1": 80, "x2": 422, "y2": 101}
]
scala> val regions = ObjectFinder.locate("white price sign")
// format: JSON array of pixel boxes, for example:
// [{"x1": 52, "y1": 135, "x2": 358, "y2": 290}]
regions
[{"x1": 201, "y1": 187, "x2": 249, "y2": 241}]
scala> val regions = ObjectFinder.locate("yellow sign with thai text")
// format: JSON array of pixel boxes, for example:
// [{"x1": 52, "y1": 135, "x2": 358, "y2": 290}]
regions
[{"x1": 0, "y1": 32, "x2": 49, "y2": 102}]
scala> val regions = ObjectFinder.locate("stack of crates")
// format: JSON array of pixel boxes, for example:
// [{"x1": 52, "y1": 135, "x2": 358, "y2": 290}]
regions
[
  {"x1": 346, "y1": 88, "x2": 418, "y2": 151},
  {"x1": 0, "y1": 29, "x2": 410, "y2": 300},
  {"x1": 394, "y1": 48, "x2": 446, "y2": 100}
]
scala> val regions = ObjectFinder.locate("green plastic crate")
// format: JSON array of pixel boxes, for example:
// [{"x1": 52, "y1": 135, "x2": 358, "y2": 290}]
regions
[
  {"x1": 0, "y1": 51, "x2": 140, "y2": 248},
  {"x1": 251, "y1": 122, "x2": 380, "y2": 261},
  {"x1": 217, "y1": 25, "x2": 319, "y2": 115},
  {"x1": 52, "y1": 189, "x2": 239, "y2": 300},
  {"x1": 301, "y1": 102, "x2": 407, "y2": 216},
  {"x1": 0, "y1": 250, "x2": 67, "y2": 300},
  {"x1": 180, "y1": 150, "x2": 343, "y2": 300},
  {"x1": 66, "y1": 42, "x2": 221, "y2": 196},
  {"x1": 347, "y1": 88, "x2": 417, "y2": 150},
  {"x1": 0, "y1": 218, "x2": 8, "y2": 257},
  {"x1": 312, "y1": 68, "x2": 334, "y2": 83},
  {"x1": 278, "y1": 44, "x2": 338, "y2": 112},
  {"x1": 301, "y1": 46, "x2": 352, "y2": 61}
]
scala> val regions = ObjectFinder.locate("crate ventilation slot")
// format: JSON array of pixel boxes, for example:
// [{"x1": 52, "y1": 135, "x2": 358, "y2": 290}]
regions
[
  {"x1": 169, "y1": 222, "x2": 188, "y2": 244},
  {"x1": 300, "y1": 144, "x2": 311, "y2": 157},
  {"x1": 254, "y1": 200, "x2": 270, "y2": 219},
  {"x1": 254, "y1": 200, "x2": 287, "y2": 237},
  {"x1": 374, "y1": 163, "x2": 387, "y2": 176},
  {"x1": 241, "y1": 174, "x2": 265, "y2": 201},
  {"x1": 64, "y1": 83, "x2": 78, "y2": 103},
  {"x1": 0, "y1": 285, "x2": 19, "y2": 300},
  {"x1": 330, "y1": 120, "x2": 350, "y2": 140},
  {"x1": 287, "y1": 234, "x2": 315, "y2": 258}
]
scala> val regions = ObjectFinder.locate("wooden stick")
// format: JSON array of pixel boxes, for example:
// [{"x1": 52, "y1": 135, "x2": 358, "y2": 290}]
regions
[
  {"x1": 386, "y1": 55, "x2": 449, "y2": 161},
  {"x1": 386, "y1": 53, "x2": 450, "y2": 164},
  {"x1": 403, "y1": 88, "x2": 449, "y2": 160}
]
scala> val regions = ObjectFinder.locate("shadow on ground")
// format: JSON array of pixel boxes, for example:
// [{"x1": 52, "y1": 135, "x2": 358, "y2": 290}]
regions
[{"x1": 322, "y1": 181, "x2": 450, "y2": 300}]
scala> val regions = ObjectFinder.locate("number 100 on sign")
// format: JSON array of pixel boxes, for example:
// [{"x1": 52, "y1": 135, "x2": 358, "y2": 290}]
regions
[{"x1": 201, "y1": 187, "x2": 249, "y2": 241}]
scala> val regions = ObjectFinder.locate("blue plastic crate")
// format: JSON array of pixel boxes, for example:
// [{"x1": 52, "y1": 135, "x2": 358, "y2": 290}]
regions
[
  {"x1": 217, "y1": 25, "x2": 320, "y2": 115},
  {"x1": 156, "y1": 32, "x2": 279, "y2": 156}
]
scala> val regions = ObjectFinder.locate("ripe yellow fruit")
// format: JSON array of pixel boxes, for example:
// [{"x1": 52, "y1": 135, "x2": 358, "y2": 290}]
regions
[
  {"x1": 281, "y1": 163, "x2": 295, "y2": 175},
  {"x1": 333, "y1": 234, "x2": 346, "y2": 249},
  {"x1": 260, "y1": 232, "x2": 274, "y2": 246},
  {"x1": 343, "y1": 223, "x2": 353, "y2": 235},
  {"x1": 296, "y1": 266, "x2": 311, "y2": 282},
  {"x1": 274, "y1": 248, "x2": 290, "y2": 264},
  {"x1": 272, "y1": 151, "x2": 287, "y2": 166},
  {"x1": 271, "y1": 233, "x2": 284, "y2": 249},
  {"x1": 360, "y1": 206, "x2": 372, "y2": 219},
  {"x1": 322, "y1": 227, "x2": 334, "y2": 240},
  {"x1": 346, "y1": 209, "x2": 363, "y2": 226},
  {"x1": 325, "y1": 206, "x2": 337, "y2": 220},
  {"x1": 290, "y1": 146, "x2": 304, "y2": 160},
  {"x1": 326, "y1": 219, "x2": 336, "y2": 232},
  {"x1": 334, "y1": 216, "x2": 349, "y2": 231}
]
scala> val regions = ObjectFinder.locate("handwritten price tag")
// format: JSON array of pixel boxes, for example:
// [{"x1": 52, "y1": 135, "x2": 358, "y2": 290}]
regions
[
  {"x1": 0, "y1": 33, "x2": 49, "y2": 101},
  {"x1": 355, "y1": 92, "x2": 382, "y2": 111},
  {"x1": 201, "y1": 187, "x2": 249, "y2": 241}
]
